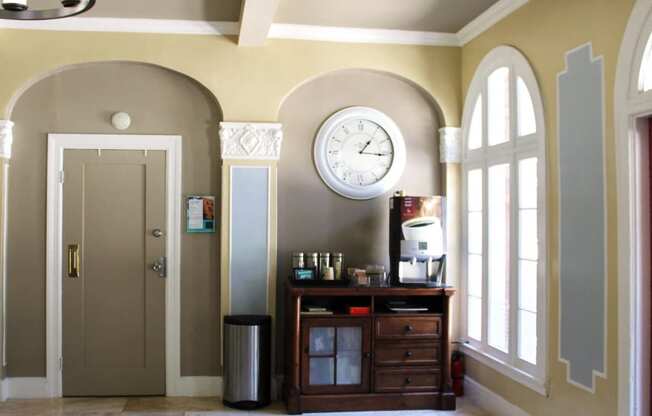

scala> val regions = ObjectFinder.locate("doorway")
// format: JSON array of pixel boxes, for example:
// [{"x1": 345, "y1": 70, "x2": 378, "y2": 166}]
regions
[
  {"x1": 46, "y1": 134, "x2": 183, "y2": 397},
  {"x1": 62, "y1": 149, "x2": 166, "y2": 396}
]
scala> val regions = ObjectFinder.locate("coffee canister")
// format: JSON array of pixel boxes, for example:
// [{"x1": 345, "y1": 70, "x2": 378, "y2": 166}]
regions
[
  {"x1": 332, "y1": 253, "x2": 343, "y2": 280},
  {"x1": 319, "y1": 252, "x2": 331, "y2": 278},
  {"x1": 305, "y1": 252, "x2": 318, "y2": 270},
  {"x1": 291, "y1": 252, "x2": 305, "y2": 269}
]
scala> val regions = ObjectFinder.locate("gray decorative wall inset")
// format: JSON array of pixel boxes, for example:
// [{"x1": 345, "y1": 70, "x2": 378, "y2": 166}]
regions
[
  {"x1": 230, "y1": 166, "x2": 269, "y2": 315},
  {"x1": 557, "y1": 43, "x2": 606, "y2": 392}
]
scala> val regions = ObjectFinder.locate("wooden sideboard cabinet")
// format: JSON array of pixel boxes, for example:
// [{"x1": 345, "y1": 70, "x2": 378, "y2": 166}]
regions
[{"x1": 283, "y1": 283, "x2": 456, "y2": 414}]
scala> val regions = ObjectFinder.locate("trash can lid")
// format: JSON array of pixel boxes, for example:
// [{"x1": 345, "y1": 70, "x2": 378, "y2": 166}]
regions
[{"x1": 224, "y1": 315, "x2": 271, "y2": 326}]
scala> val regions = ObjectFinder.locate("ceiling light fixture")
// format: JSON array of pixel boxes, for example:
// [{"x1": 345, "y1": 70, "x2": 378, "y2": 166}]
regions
[{"x1": 1, "y1": 0, "x2": 95, "y2": 20}]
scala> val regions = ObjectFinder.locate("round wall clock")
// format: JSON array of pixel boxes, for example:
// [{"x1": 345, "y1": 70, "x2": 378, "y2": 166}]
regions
[{"x1": 314, "y1": 106, "x2": 406, "y2": 200}]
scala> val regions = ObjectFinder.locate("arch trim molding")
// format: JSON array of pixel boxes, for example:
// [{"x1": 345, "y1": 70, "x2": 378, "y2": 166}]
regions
[{"x1": 615, "y1": 1, "x2": 652, "y2": 415}]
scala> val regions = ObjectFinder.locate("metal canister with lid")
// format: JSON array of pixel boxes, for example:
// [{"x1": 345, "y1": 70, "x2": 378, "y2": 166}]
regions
[
  {"x1": 291, "y1": 252, "x2": 304, "y2": 269},
  {"x1": 305, "y1": 252, "x2": 318, "y2": 270},
  {"x1": 319, "y1": 252, "x2": 331, "y2": 279},
  {"x1": 332, "y1": 253, "x2": 343, "y2": 280}
]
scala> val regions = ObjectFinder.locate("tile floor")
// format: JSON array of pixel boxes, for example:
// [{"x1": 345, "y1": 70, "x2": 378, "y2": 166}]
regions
[{"x1": 0, "y1": 397, "x2": 487, "y2": 416}]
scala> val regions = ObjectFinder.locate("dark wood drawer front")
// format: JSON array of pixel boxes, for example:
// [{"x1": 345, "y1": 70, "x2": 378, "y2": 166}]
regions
[
  {"x1": 375, "y1": 316, "x2": 441, "y2": 340},
  {"x1": 375, "y1": 342, "x2": 440, "y2": 366},
  {"x1": 375, "y1": 368, "x2": 441, "y2": 393}
]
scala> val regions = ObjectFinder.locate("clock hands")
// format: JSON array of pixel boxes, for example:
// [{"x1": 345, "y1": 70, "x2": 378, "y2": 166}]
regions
[
  {"x1": 360, "y1": 151, "x2": 392, "y2": 156},
  {"x1": 359, "y1": 139, "x2": 373, "y2": 154}
]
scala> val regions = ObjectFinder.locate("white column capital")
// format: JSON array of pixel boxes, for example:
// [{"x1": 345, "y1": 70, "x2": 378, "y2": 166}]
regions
[
  {"x1": 0, "y1": 120, "x2": 14, "y2": 160},
  {"x1": 219, "y1": 122, "x2": 283, "y2": 161},
  {"x1": 439, "y1": 127, "x2": 462, "y2": 164}
]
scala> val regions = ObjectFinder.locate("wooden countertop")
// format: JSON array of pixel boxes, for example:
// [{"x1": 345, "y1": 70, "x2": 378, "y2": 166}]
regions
[{"x1": 286, "y1": 281, "x2": 455, "y2": 296}]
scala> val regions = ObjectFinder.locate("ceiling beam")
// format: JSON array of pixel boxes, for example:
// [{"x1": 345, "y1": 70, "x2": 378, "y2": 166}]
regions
[{"x1": 238, "y1": 0, "x2": 280, "y2": 46}]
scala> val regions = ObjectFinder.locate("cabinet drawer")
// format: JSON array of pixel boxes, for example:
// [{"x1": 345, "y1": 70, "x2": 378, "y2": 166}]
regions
[
  {"x1": 374, "y1": 367, "x2": 441, "y2": 393},
  {"x1": 375, "y1": 342, "x2": 440, "y2": 366},
  {"x1": 375, "y1": 316, "x2": 441, "y2": 340}
]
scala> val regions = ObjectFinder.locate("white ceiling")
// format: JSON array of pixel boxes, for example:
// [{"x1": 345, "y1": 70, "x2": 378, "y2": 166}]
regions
[
  {"x1": 65, "y1": 0, "x2": 501, "y2": 33},
  {"x1": 275, "y1": 0, "x2": 500, "y2": 33},
  {"x1": 85, "y1": 0, "x2": 243, "y2": 22}
]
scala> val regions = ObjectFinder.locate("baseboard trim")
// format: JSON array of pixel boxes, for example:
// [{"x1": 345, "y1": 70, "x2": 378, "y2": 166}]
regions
[
  {"x1": 0, "y1": 378, "x2": 8, "y2": 401},
  {"x1": 170, "y1": 376, "x2": 222, "y2": 397},
  {"x1": 3, "y1": 374, "x2": 281, "y2": 399},
  {"x1": 5, "y1": 377, "x2": 50, "y2": 399},
  {"x1": 464, "y1": 377, "x2": 531, "y2": 416}
]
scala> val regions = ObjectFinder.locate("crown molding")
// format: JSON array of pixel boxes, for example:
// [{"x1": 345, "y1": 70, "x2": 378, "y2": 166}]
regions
[
  {"x1": 219, "y1": 122, "x2": 283, "y2": 161},
  {"x1": 457, "y1": 0, "x2": 530, "y2": 46},
  {"x1": 0, "y1": 17, "x2": 240, "y2": 35},
  {"x1": 0, "y1": 0, "x2": 529, "y2": 47},
  {"x1": 269, "y1": 24, "x2": 460, "y2": 47}
]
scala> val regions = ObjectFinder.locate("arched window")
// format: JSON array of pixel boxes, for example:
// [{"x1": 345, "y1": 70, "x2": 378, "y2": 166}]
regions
[
  {"x1": 461, "y1": 46, "x2": 546, "y2": 392},
  {"x1": 638, "y1": 32, "x2": 652, "y2": 92}
]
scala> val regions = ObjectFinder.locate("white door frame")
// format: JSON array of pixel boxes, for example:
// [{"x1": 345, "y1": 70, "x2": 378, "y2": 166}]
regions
[
  {"x1": 45, "y1": 134, "x2": 183, "y2": 397},
  {"x1": 616, "y1": 1, "x2": 652, "y2": 415}
]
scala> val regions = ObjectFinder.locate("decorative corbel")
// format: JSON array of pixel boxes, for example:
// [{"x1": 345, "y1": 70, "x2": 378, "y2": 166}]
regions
[
  {"x1": 219, "y1": 122, "x2": 283, "y2": 161},
  {"x1": 439, "y1": 127, "x2": 462, "y2": 164}
]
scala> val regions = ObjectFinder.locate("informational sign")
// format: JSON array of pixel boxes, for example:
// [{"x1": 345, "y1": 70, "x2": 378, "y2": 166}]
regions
[{"x1": 186, "y1": 196, "x2": 215, "y2": 233}]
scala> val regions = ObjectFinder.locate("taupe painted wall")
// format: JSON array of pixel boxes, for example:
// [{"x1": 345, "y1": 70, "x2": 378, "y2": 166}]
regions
[
  {"x1": 278, "y1": 69, "x2": 442, "y2": 278},
  {"x1": 277, "y1": 70, "x2": 442, "y2": 349},
  {"x1": 7, "y1": 62, "x2": 222, "y2": 377}
]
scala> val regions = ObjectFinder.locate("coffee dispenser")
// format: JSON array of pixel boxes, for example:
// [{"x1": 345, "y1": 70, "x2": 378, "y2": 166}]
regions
[{"x1": 389, "y1": 195, "x2": 446, "y2": 287}]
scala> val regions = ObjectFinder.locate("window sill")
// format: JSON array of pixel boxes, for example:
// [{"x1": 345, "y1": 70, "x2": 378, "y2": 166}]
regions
[{"x1": 461, "y1": 343, "x2": 549, "y2": 397}]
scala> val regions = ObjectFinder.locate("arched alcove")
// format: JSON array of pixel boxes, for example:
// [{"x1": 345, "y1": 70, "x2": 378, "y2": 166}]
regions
[
  {"x1": 277, "y1": 68, "x2": 444, "y2": 276},
  {"x1": 275, "y1": 67, "x2": 445, "y2": 368},
  {"x1": 6, "y1": 62, "x2": 223, "y2": 379}
]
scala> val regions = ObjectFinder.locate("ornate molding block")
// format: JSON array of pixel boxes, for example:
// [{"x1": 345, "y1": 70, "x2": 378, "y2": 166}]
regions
[
  {"x1": 219, "y1": 122, "x2": 283, "y2": 161},
  {"x1": 439, "y1": 127, "x2": 462, "y2": 164},
  {"x1": 0, "y1": 120, "x2": 14, "y2": 159}
]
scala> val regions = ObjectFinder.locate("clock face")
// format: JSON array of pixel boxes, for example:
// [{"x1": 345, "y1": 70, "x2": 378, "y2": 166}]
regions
[
  {"x1": 326, "y1": 119, "x2": 395, "y2": 187},
  {"x1": 314, "y1": 107, "x2": 406, "y2": 200}
]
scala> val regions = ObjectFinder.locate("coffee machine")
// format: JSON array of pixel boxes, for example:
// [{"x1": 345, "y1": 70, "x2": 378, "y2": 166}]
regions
[{"x1": 389, "y1": 194, "x2": 446, "y2": 287}]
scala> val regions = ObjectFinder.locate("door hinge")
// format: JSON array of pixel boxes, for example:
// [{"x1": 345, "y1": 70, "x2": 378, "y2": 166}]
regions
[
  {"x1": 59, "y1": 357, "x2": 63, "y2": 371},
  {"x1": 59, "y1": 170, "x2": 65, "y2": 184}
]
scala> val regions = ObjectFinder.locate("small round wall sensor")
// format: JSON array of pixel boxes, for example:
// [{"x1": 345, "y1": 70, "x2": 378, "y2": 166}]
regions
[{"x1": 111, "y1": 112, "x2": 131, "y2": 130}]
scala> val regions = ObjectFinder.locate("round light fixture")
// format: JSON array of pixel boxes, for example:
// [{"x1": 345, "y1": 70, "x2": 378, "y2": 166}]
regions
[
  {"x1": 111, "y1": 112, "x2": 132, "y2": 131},
  {"x1": 1, "y1": 0, "x2": 96, "y2": 20}
]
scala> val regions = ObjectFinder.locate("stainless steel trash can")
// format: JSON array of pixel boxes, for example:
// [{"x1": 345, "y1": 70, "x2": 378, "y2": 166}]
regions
[{"x1": 223, "y1": 315, "x2": 271, "y2": 410}]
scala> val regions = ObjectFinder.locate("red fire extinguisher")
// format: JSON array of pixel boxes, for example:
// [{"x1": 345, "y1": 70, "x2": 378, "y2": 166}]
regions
[{"x1": 451, "y1": 350, "x2": 465, "y2": 396}]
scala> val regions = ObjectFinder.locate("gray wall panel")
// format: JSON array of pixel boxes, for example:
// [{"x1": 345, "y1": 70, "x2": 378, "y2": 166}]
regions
[
  {"x1": 558, "y1": 44, "x2": 605, "y2": 390},
  {"x1": 231, "y1": 167, "x2": 269, "y2": 316}
]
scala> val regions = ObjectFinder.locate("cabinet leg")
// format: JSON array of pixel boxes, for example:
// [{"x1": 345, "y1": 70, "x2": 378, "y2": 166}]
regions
[
  {"x1": 440, "y1": 391, "x2": 457, "y2": 411},
  {"x1": 286, "y1": 388, "x2": 302, "y2": 414}
]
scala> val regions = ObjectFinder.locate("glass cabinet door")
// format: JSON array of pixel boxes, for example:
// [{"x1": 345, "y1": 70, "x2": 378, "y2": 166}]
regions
[{"x1": 301, "y1": 319, "x2": 370, "y2": 394}]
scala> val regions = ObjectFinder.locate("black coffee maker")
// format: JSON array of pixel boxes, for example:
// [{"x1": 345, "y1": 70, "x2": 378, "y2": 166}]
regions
[{"x1": 389, "y1": 194, "x2": 447, "y2": 287}]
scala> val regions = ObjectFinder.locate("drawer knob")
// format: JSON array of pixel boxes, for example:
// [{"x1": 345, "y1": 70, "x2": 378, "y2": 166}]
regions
[
  {"x1": 405, "y1": 351, "x2": 413, "y2": 358},
  {"x1": 405, "y1": 377, "x2": 412, "y2": 385},
  {"x1": 405, "y1": 325, "x2": 414, "y2": 332}
]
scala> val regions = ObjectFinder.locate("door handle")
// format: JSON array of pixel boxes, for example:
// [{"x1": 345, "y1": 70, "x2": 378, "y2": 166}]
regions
[
  {"x1": 152, "y1": 256, "x2": 167, "y2": 278},
  {"x1": 67, "y1": 244, "x2": 80, "y2": 278}
]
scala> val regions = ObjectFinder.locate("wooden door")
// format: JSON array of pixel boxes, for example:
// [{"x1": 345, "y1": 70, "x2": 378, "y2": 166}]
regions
[
  {"x1": 62, "y1": 149, "x2": 167, "y2": 396},
  {"x1": 301, "y1": 318, "x2": 371, "y2": 395}
]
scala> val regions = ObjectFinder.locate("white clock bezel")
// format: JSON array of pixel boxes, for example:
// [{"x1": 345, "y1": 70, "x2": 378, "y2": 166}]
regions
[{"x1": 314, "y1": 106, "x2": 406, "y2": 200}]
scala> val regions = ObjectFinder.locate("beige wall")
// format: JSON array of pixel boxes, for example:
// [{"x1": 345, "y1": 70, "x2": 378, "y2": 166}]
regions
[
  {"x1": 7, "y1": 62, "x2": 222, "y2": 377},
  {"x1": 461, "y1": 0, "x2": 634, "y2": 415},
  {"x1": 0, "y1": 32, "x2": 462, "y2": 126}
]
